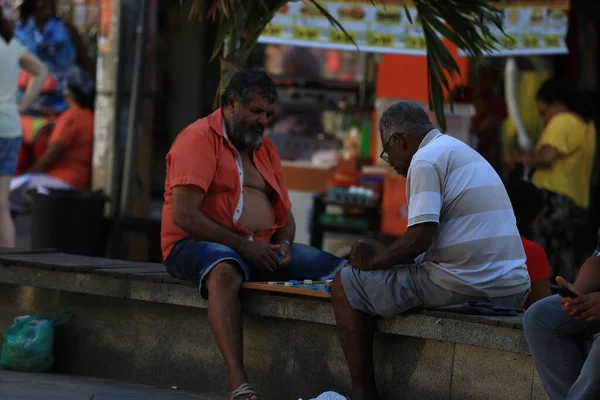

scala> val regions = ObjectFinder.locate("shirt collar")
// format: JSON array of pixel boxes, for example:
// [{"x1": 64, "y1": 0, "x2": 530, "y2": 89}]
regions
[
  {"x1": 418, "y1": 129, "x2": 443, "y2": 149},
  {"x1": 222, "y1": 119, "x2": 229, "y2": 140},
  {"x1": 208, "y1": 109, "x2": 225, "y2": 136}
]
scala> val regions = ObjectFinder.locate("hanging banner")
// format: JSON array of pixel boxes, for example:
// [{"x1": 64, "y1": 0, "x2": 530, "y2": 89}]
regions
[
  {"x1": 258, "y1": 0, "x2": 427, "y2": 56},
  {"x1": 459, "y1": 0, "x2": 570, "y2": 57}
]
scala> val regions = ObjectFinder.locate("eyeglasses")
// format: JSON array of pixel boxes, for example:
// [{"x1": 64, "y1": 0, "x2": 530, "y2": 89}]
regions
[
  {"x1": 379, "y1": 133, "x2": 402, "y2": 164},
  {"x1": 380, "y1": 149, "x2": 390, "y2": 164}
]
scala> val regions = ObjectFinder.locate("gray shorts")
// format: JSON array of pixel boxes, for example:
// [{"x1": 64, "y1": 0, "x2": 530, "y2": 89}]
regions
[{"x1": 340, "y1": 264, "x2": 529, "y2": 318}]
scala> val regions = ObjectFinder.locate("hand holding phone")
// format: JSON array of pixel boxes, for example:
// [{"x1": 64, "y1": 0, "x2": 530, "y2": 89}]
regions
[{"x1": 556, "y1": 276, "x2": 579, "y2": 298}]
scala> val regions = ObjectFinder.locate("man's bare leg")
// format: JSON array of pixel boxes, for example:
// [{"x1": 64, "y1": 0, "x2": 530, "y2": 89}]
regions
[
  {"x1": 204, "y1": 262, "x2": 258, "y2": 400},
  {"x1": 331, "y1": 272, "x2": 379, "y2": 400}
]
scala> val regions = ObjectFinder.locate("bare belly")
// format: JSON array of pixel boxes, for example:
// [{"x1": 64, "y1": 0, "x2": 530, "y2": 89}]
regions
[{"x1": 239, "y1": 187, "x2": 276, "y2": 233}]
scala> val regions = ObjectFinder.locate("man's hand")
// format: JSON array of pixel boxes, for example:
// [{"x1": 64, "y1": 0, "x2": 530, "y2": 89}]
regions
[
  {"x1": 278, "y1": 241, "x2": 291, "y2": 268},
  {"x1": 240, "y1": 241, "x2": 281, "y2": 273},
  {"x1": 557, "y1": 275, "x2": 581, "y2": 315},
  {"x1": 349, "y1": 241, "x2": 377, "y2": 271},
  {"x1": 519, "y1": 146, "x2": 560, "y2": 169},
  {"x1": 562, "y1": 293, "x2": 600, "y2": 321}
]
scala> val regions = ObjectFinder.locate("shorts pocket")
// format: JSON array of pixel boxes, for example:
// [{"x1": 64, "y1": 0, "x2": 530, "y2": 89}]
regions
[{"x1": 379, "y1": 268, "x2": 421, "y2": 317}]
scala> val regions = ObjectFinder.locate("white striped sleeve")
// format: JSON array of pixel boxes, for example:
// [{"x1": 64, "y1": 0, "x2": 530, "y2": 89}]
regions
[{"x1": 407, "y1": 160, "x2": 442, "y2": 227}]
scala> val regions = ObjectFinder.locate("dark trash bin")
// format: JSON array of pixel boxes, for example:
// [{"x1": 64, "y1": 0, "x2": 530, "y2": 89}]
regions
[{"x1": 30, "y1": 189, "x2": 108, "y2": 256}]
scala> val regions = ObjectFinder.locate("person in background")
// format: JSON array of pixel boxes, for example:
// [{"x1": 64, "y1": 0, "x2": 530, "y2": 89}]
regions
[
  {"x1": 270, "y1": 47, "x2": 324, "y2": 137},
  {"x1": 470, "y1": 63, "x2": 507, "y2": 170},
  {"x1": 10, "y1": 67, "x2": 95, "y2": 213},
  {"x1": 451, "y1": 62, "x2": 507, "y2": 170},
  {"x1": 13, "y1": 0, "x2": 95, "y2": 177},
  {"x1": 0, "y1": 4, "x2": 47, "y2": 246},
  {"x1": 520, "y1": 80, "x2": 596, "y2": 281},
  {"x1": 15, "y1": 0, "x2": 94, "y2": 116},
  {"x1": 506, "y1": 180, "x2": 551, "y2": 307},
  {"x1": 524, "y1": 242, "x2": 600, "y2": 400},
  {"x1": 500, "y1": 58, "x2": 550, "y2": 181}
]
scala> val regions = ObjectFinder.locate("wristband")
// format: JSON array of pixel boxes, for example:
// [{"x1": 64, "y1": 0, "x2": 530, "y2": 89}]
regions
[{"x1": 281, "y1": 240, "x2": 291, "y2": 246}]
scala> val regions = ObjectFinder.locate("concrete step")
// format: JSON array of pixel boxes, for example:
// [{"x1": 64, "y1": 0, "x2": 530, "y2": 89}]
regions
[{"x1": 0, "y1": 370, "x2": 226, "y2": 400}]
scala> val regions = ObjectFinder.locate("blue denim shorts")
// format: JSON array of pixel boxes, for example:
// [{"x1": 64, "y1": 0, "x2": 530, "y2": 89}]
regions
[
  {"x1": 165, "y1": 239, "x2": 347, "y2": 298},
  {"x1": 0, "y1": 137, "x2": 22, "y2": 176}
]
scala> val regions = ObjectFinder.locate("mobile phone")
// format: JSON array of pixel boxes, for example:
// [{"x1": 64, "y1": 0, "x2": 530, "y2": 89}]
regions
[{"x1": 557, "y1": 285, "x2": 579, "y2": 298}]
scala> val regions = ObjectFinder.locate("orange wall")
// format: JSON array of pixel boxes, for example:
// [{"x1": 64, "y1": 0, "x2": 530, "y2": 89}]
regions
[
  {"x1": 376, "y1": 42, "x2": 470, "y2": 102},
  {"x1": 376, "y1": 53, "x2": 430, "y2": 101}
]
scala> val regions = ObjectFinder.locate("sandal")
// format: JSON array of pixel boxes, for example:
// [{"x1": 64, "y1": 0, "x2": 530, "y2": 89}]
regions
[{"x1": 230, "y1": 382, "x2": 259, "y2": 400}]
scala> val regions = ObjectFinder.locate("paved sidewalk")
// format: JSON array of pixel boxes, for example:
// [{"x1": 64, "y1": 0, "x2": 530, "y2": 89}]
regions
[{"x1": 0, "y1": 370, "x2": 225, "y2": 400}]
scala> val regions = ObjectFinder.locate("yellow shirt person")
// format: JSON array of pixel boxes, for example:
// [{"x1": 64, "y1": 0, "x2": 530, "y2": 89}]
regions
[{"x1": 532, "y1": 113, "x2": 596, "y2": 209}]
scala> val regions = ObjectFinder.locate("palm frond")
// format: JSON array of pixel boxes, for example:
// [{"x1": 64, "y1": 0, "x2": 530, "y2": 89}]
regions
[{"x1": 415, "y1": 0, "x2": 503, "y2": 128}]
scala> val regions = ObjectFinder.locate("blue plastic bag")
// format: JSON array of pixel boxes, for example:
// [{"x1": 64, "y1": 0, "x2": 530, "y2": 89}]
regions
[{"x1": 1, "y1": 312, "x2": 71, "y2": 372}]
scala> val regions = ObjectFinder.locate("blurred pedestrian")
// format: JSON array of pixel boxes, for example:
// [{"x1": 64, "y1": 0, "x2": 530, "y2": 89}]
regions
[
  {"x1": 0, "y1": 3, "x2": 47, "y2": 246},
  {"x1": 520, "y1": 79, "x2": 596, "y2": 280}
]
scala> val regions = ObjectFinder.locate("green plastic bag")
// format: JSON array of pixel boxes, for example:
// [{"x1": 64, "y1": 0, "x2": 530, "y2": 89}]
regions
[{"x1": 1, "y1": 312, "x2": 72, "y2": 372}]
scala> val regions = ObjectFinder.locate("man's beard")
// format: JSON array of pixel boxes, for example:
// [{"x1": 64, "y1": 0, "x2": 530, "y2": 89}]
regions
[{"x1": 229, "y1": 114, "x2": 264, "y2": 150}]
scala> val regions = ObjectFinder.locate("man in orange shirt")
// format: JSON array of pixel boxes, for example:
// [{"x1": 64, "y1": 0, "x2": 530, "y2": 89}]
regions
[
  {"x1": 10, "y1": 67, "x2": 94, "y2": 212},
  {"x1": 162, "y1": 68, "x2": 345, "y2": 400}
]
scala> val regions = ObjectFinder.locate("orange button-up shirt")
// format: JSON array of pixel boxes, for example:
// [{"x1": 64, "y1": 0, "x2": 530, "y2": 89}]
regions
[{"x1": 161, "y1": 109, "x2": 292, "y2": 259}]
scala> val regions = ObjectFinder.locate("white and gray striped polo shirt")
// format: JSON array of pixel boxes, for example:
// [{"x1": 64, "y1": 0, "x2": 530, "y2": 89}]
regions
[{"x1": 407, "y1": 130, "x2": 530, "y2": 298}]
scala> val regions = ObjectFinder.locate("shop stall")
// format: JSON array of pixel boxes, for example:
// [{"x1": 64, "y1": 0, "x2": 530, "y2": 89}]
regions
[{"x1": 255, "y1": 0, "x2": 572, "y2": 254}]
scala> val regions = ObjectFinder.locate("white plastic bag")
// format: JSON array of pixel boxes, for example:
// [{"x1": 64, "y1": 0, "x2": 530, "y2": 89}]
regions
[{"x1": 298, "y1": 391, "x2": 347, "y2": 400}]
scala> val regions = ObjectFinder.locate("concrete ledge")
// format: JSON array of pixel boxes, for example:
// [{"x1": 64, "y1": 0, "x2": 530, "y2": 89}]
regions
[{"x1": 0, "y1": 263, "x2": 529, "y2": 355}]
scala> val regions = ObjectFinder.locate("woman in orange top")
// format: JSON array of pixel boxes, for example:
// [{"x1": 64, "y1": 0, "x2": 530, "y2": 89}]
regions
[{"x1": 10, "y1": 67, "x2": 94, "y2": 213}]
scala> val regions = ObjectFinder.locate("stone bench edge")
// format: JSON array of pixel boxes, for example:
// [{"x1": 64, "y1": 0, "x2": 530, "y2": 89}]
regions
[{"x1": 0, "y1": 263, "x2": 530, "y2": 355}]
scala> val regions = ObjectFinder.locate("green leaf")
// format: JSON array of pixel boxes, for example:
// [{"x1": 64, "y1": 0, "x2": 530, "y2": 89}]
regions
[
  {"x1": 402, "y1": 3, "x2": 414, "y2": 24},
  {"x1": 428, "y1": 63, "x2": 446, "y2": 131},
  {"x1": 414, "y1": 0, "x2": 503, "y2": 128},
  {"x1": 210, "y1": 23, "x2": 230, "y2": 61}
]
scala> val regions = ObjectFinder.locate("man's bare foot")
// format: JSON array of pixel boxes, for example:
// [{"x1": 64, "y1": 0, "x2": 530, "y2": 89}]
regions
[{"x1": 230, "y1": 382, "x2": 258, "y2": 400}]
